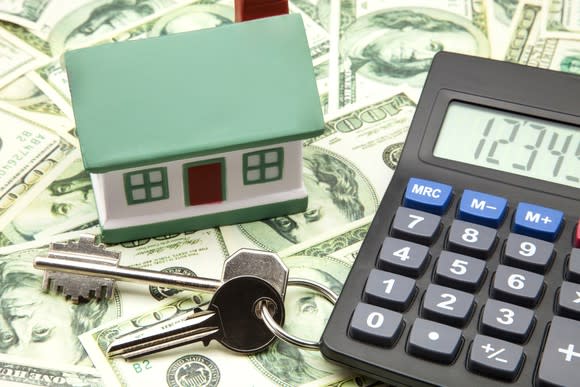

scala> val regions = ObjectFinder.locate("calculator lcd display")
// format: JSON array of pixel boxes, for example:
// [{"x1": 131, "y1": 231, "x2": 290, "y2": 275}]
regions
[{"x1": 433, "y1": 101, "x2": 580, "y2": 189}]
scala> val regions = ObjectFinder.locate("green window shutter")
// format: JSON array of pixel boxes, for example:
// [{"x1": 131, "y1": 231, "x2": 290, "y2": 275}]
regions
[
  {"x1": 124, "y1": 167, "x2": 169, "y2": 205},
  {"x1": 243, "y1": 147, "x2": 284, "y2": 185}
]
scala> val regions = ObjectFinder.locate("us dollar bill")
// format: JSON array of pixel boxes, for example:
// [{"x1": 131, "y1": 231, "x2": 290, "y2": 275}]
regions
[
  {"x1": 504, "y1": 0, "x2": 543, "y2": 63},
  {"x1": 0, "y1": 158, "x2": 97, "y2": 246},
  {"x1": 0, "y1": 73, "x2": 74, "y2": 135},
  {"x1": 543, "y1": 0, "x2": 580, "y2": 37},
  {"x1": 0, "y1": 227, "x2": 226, "y2": 371},
  {"x1": 0, "y1": 353, "x2": 103, "y2": 387},
  {"x1": 220, "y1": 91, "x2": 415, "y2": 255},
  {"x1": 0, "y1": 26, "x2": 49, "y2": 89},
  {"x1": 0, "y1": 101, "x2": 78, "y2": 232},
  {"x1": 487, "y1": 0, "x2": 519, "y2": 58},
  {"x1": 332, "y1": 0, "x2": 491, "y2": 109},
  {"x1": 80, "y1": 220, "x2": 374, "y2": 387},
  {"x1": 523, "y1": 34, "x2": 580, "y2": 73}
]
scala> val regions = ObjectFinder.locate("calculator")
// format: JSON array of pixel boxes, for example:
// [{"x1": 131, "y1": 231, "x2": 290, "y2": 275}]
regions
[{"x1": 320, "y1": 52, "x2": 580, "y2": 386}]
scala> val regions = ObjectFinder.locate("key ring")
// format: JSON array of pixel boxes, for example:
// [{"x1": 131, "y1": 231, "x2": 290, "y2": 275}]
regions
[{"x1": 258, "y1": 278, "x2": 338, "y2": 350}]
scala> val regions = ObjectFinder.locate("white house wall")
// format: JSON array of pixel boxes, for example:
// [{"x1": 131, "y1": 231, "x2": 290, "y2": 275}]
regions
[{"x1": 90, "y1": 140, "x2": 305, "y2": 229}]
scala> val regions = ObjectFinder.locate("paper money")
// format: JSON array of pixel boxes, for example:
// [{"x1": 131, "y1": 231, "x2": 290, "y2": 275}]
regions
[
  {"x1": 543, "y1": 0, "x2": 580, "y2": 37},
  {"x1": 221, "y1": 91, "x2": 415, "y2": 254},
  {"x1": 0, "y1": 73, "x2": 73, "y2": 134},
  {"x1": 0, "y1": 26, "x2": 49, "y2": 89},
  {"x1": 0, "y1": 158, "x2": 97, "y2": 246},
  {"x1": 80, "y1": 220, "x2": 374, "y2": 387},
  {"x1": 0, "y1": 353, "x2": 103, "y2": 387},
  {"x1": 332, "y1": 0, "x2": 491, "y2": 109},
  {"x1": 0, "y1": 228, "x2": 226, "y2": 375},
  {"x1": 487, "y1": 0, "x2": 519, "y2": 57},
  {"x1": 504, "y1": 0, "x2": 543, "y2": 63},
  {"x1": 0, "y1": 101, "x2": 77, "y2": 231}
]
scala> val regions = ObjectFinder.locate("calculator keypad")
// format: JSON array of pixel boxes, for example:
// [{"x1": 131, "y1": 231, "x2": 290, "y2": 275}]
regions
[
  {"x1": 421, "y1": 284, "x2": 475, "y2": 327},
  {"x1": 480, "y1": 299, "x2": 535, "y2": 343},
  {"x1": 468, "y1": 334, "x2": 524, "y2": 381},
  {"x1": 407, "y1": 318, "x2": 462, "y2": 364},
  {"x1": 341, "y1": 176, "x2": 580, "y2": 386},
  {"x1": 349, "y1": 303, "x2": 404, "y2": 347},
  {"x1": 363, "y1": 269, "x2": 416, "y2": 311},
  {"x1": 377, "y1": 237, "x2": 430, "y2": 277},
  {"x1": 433, "y1": 251, "x2": 486, "y2": 292},
  {"x1": 490, "y1": 265, "x2": 544, "y2": 308},
  {"x1": 536, "y1": 316, "x2": 580, "y2": 387},
  {"x1": 503, "y1": 233, "x2": 554, "y2": 274},
  {"x1": 447, "y1": 220, "x2": 497, "y2": 259},
  {"x1": 390, "y1": 207, "x2": 440, "y2": 245},
  {"x1": 556, "y1": 281, "x2": 580, "y2": 320}
]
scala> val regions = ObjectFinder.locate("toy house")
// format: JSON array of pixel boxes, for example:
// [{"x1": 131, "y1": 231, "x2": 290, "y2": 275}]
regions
[{"x1": 64, "y1": 14, "x2": 324, "y2": 243}]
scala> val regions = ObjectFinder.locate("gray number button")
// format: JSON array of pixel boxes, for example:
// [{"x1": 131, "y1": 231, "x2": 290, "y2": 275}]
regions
[
  {"x1": 378, "y1": 237, "x2": 430, "y2": 278},
  {"x1": 491, "y1": 265, "x2": 544, "y2": 308},
  {"x1": 468, "y1": 334, "x2": 524, "y2": 381},
  {"x1": 391, "y1": 207, "x2": 441, "y2": 245},
  {"x1": 349, "y1": 302, "x2": 404, "y2": 347},
  {"x1": 481, "y1": 299, "x2": 535, "y2": 343},
  {"x1": 421, "y1": 284, "x2": 475, "y2": 327},
  {"x1": 434, "y1": 251, "x2": 486, "y2": 292},
  {"x1": 503, "y1": 233, "x2": 554, "y2": 274},
  {"x1": 407, "y1": 318, "x2": 462, "y2": 364},
  {"x1": 364, "y1": 269, "x2": 416, "y2": 311},
  {"x1": 447, "y1": 220, "x2": 497, "y2": 259}
]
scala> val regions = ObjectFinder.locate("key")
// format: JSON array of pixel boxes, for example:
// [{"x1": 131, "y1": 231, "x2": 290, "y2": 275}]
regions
[
  {"x1": 33, "y1": 234, "x2": 288, "y2": 303},
  {"x1": 107, "y1": 275, "x2": 285, "y2": 358}
]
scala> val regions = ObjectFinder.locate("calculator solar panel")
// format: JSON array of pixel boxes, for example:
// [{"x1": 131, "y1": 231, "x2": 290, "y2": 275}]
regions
[{"x1": 321, "y1": 52, "x2": 580, "y2": 387}]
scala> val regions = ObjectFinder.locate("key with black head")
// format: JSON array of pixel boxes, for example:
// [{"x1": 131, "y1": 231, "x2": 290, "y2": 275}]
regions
[{"x1": 107, "y1": 275, "x2": 285, "y2": 358}]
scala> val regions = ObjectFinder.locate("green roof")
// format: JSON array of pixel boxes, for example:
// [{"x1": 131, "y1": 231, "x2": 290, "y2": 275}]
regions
[{"x1": 65, "y1": 14, "x2": 324, "y2": 173}]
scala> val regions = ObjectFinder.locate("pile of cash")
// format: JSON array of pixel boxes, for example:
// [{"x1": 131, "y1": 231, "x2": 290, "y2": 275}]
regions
[{"x1": 0, "y1": 1, "x2": 577, "y2": 386}]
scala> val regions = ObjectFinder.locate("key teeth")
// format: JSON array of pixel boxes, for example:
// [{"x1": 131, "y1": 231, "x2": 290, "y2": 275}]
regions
[{"x1": 41, "y1": 272, "x2": 114, "y2": 303}]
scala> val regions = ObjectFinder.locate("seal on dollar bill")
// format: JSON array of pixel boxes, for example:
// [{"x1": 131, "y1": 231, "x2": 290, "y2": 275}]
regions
[
  {"x1": 149, "y1": 267, "x2": 197, "y2": 300},
  {"x1": 382, "y1": 142, "x2": 403, "y2": 169},
  {"x1": 166, "y1": 354, "x2": 220, "y2": 387}
]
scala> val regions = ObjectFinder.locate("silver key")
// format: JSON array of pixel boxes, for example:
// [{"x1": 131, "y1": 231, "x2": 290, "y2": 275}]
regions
[
  {"x1": 107, "y1": 275, "x2": 285, "y2": 358},
  {"x1": 34, "y1": 234, "x2": 288, "y2": 303}
]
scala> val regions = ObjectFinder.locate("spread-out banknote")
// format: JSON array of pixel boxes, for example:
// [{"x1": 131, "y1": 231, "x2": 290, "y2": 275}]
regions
[
  {"x1": 504, "y1": 0, "x2": 543, "y2": 63},
  {"x1": 0, "y1": 158, "x2": 97, "y2": 246},
  {"x1": 0, "y1": 73, "x2": 73, "y2": 135},
  {"x1": 332, "y1": 0, "x2": 491, "y2": 109},
  {"x1": 0, "y1": 101, "x2": 77, "y2": 232},
  {"x1": 543, "y1": 0, "x2": 580, "y2": 38},
  {"x1": 80, "y1": 219, "x2": 376, "y2": 387},
  {"x1": 220, "y1": 91, "x2": 415, "y2": 255},
  {"x1": 487, "y1": 0, "x2": 519, "y2": 57},
  {"x1": 0, "y1": 353, "x2": 103, "y2": 387},
  {"x1": 0, "y1": 26, "x2": 49, "y2": 89},
  {"x1": 0, "y1": 228, "x2": 226, "y2": 375}
]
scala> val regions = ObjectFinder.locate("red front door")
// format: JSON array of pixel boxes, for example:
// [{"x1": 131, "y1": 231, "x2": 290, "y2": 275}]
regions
[{"x1": 185, "y1": 160, "x2": 224, "y2": 206}]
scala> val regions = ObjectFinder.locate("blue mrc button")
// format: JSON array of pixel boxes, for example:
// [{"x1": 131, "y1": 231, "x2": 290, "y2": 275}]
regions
[
  {"x1": 513, "y1": 202, "x2": 564, "y2": 241},
  {"x1": 458, "y1": 190, "x2": 508, "y2": 228},
  {"x1": 403, "y1": 178, "x2": 452, "y2": 214}
]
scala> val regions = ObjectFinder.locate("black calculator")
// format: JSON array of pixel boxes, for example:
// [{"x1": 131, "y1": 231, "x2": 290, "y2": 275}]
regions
[{"x1": 321, "y1": 52, "x2": 580, "y2": 386}]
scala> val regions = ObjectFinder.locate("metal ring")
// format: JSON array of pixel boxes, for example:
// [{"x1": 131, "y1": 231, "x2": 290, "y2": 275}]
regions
[{"x1": 259, "y1": 278, "x2": 338, "y2": 350}]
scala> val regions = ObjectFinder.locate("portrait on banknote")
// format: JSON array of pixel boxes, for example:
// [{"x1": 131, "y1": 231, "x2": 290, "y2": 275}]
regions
[
  {"x1": 1, "y1": 160, "x2": 98, "y2": 245},
  {"x1": 251, "y1": 255, "x2": 349, "y2": 385},
  {"x1": 340, "y1": 7, "x2": 489, "y2": 87},
  {"x1": 239, "y1": 146, "x2": 376, "y2": 251},
  {"x1": 0, "y1": 248, "x2": 114, "y2": 366}
]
